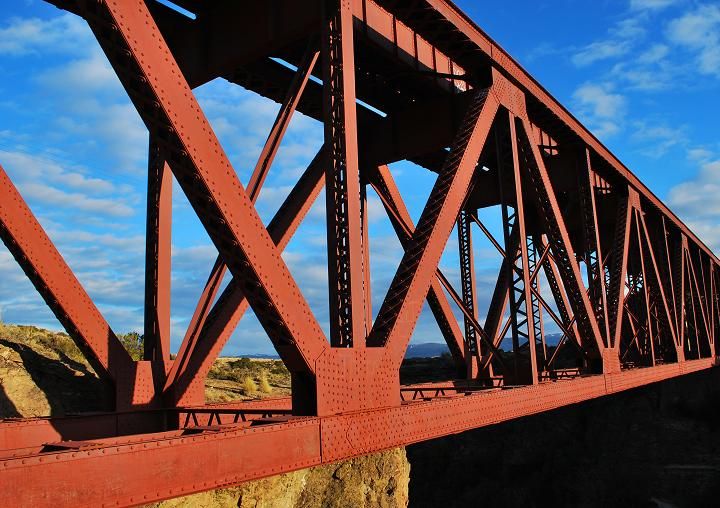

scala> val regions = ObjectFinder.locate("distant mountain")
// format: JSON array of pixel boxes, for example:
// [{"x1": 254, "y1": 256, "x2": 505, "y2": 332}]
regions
[
  {"x1": 222, "y1": 353, "x2": 280, "y2": 360},
  {"x1": 405, "y1": 343, "x2": 449, "y2": 359},
  {"x1": 545, "y1": 333, "x2": 563, "y2": 346},
  {"x1": 229, "y1": 334, "x2": 563, "y2": 361},
  {"x1": 232, "y1": 344, "x2": 451, "y2": 360}
]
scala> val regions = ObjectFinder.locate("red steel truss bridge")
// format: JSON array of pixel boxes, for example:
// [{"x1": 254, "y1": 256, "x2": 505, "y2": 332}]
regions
[{"x1": 0, "y1": 0, "x2": 718, "y2": 506}]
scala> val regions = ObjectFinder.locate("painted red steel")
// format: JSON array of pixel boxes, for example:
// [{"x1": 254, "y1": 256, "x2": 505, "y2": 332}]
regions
[{"x1": 0, "y1": 0, "x2": 718, "y2": 505}]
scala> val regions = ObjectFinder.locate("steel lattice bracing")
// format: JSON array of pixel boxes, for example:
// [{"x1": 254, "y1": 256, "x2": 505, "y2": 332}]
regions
[{"x1": 0, "y1": 0, "x2": 718, "y2": 505}]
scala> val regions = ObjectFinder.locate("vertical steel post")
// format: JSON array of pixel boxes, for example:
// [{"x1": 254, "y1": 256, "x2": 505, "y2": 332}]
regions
[
  {"x1": 144, "y1": 137, "x2": 173, "y2": 382},
  {"x1": 507, "y1": 113, "x2": 538, "y2": 384},
  {"x1": 527, "y1": 235, "x2": 547, "y2": 368},
  {"x1": 679, "y1": 235, "x2": 688, "y2": 356},
  {"x1": 634, "y1": 209, "x2": 656, "y2": 366},
  {"x1": 322, "y1": 0, "x2": 367, "y2": 347},
  {"x1": 361, "y1": 182, "x2": 373, "y2": 330},
  {"x1": 607, "y1": 193, "x2": 632, "y2": 359},
  {"x1": 579, "y1": 150, "x2": 610, "y2": 346},
  {"x1": 457, "y1": 208, "x2": 480, "y2": 376}
]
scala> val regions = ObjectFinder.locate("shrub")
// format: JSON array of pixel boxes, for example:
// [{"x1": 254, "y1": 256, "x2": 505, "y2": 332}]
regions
[
  {"x1": 232, "y1": 357, "x2": 253, "y2": 369},
  {"x1": 118, "y1": 332, "x2": 144, "y2": 361},
  {"x1": 270, "y1": 361, "x2": 289, "y2": 375},
  {"x1": 259, "y1": 371, "x2": 272, "y2": 394},
  {"x1": 242, "y1": 376, "x2": 258, "y2": 396}
]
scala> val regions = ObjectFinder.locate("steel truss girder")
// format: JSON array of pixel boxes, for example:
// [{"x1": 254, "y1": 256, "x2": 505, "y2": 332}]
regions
[
  {"x1": 607, "y1": 191, "x2": 684, "y2": 367},
  {"x1": 377, "y1": 0, "x2": 717, "y2": 265},
  {"x1": 0, "y1": 0, "x2": 719, "y2": 504},
  {"x1": 370, "y1": 165, "x2": 466, "y2": 372},
  {"x1": 512, "y1": 117, "x2": 605, "y2": 362},
  {"x1": 166, "y1": 151, "x2": 328, "y2": 406},
  {"x1": 164, "y1": 45, "x2": 322, "y2": 406}
]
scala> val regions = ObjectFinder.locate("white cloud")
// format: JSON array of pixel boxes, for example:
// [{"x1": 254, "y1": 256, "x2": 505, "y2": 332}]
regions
[
  {"x1": 572, "y1": 18, "x2": 645, "y2": 67},
  {"x1": 669, "y1": 158, "x2": 720, "y2": 219},
  {"x1": 638, "y1": 43, "x2": 670, "y2": 64},
  {"x1": 20, "y1": 183, "x2": 135, "y2": 217},
  {"x1": 37, "y1": 50, "x2": 118, "y2": 93},
  {"x1": 630, "y1": 121, "x2": 687, "y2": 157},
  {"x1": 0, "y1": 150, "x2": 139, "y2": 218},
  {"x1": 0, "y1": 14, "x2": 90, "y2": 56},
  {"x1": 613, "y1": 17, "x2": 648, "y2": 40},
  {"x1": 0, "y1": 14, "x2": 149, "y2": 174},
  {"x1": 0, "y1": 150, "x2": 118, "y2": 194},
  {"x1": 35, "y1": 47, "x2": 148, "y2": 172},
  {"x1": 630, "y1": 0, "x2": 681, "y2": 11},
  {"x1": 573, "y1": 40, "x2": 633, "y2": 67},
  {"x1": 610, "y1": 43, "x2": 675, "y2": 91},
  {"x1": 574, "y1": 84, "x2": 626, "y2": 117},
  {"x1": 688, "y1": 147, "x2": 714, "y2": 162},
  {"x1": 572, "y1": 84, "x2": 627, "y2": 138},
  {"x1": 668, "y1": 155, "x2": 720, "y2": 252},
  {"x1": 667, "y1": 4, "x2": 720, "y2": 77}
]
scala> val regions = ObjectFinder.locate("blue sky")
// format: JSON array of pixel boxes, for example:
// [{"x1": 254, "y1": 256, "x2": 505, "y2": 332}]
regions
[{"x1": 0, "y1": 0, "x2": 718, "y2": 355}]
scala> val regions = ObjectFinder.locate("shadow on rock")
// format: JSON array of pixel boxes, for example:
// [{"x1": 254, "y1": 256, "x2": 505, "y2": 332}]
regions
[{"x1": 0, "y1": 338, "x2": 112, "y2": 416}]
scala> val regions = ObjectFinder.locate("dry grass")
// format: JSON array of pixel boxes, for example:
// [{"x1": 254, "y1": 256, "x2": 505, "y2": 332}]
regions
[
  {"x1": 242, "y1": 376, "x2": 258, "y2": 395},
  {"x1": 259, "y1": 372, "x2": 272, "y2": 394},
  {"x1": 206, "y1": 357, "x2": 290, "y2": 403},
  {"x1": 0, "y1": 323, "x2": 87, "y2": 365}
]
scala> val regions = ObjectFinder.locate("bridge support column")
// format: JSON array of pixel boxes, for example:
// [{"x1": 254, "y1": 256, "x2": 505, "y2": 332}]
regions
[
  {"x1": 676, "y1": 346, "x2": 686, "y2": 363},
  {"x1": 602, "y1": 348, "x2": 621, "y2": 374}
]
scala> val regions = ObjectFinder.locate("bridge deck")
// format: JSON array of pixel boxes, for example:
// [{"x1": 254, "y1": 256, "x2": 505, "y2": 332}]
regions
[{"x1": 1, "y1": 358, "x2": 715, "y2": 506}]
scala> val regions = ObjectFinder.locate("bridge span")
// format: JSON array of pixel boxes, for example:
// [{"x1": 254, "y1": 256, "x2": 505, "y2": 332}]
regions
[{"x1": 0, "y1": 0, "x2": 718, "y2": 506}]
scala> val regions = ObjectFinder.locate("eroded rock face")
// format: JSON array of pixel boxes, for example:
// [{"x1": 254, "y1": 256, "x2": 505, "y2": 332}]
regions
[{"x1": 152, "y1": 448, "x2": 410, "y2": 508}]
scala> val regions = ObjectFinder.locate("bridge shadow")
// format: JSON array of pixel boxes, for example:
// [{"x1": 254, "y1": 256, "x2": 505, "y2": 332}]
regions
[
  {"x1": 0, "y1": 383, "x2": 20, "y2": 418},
  {"x1": 0, "y1": 338, "x2": 112, "y2": 417},
  {"x1": 407, "y1": 369, "x2": 720, "y2": 508}
]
